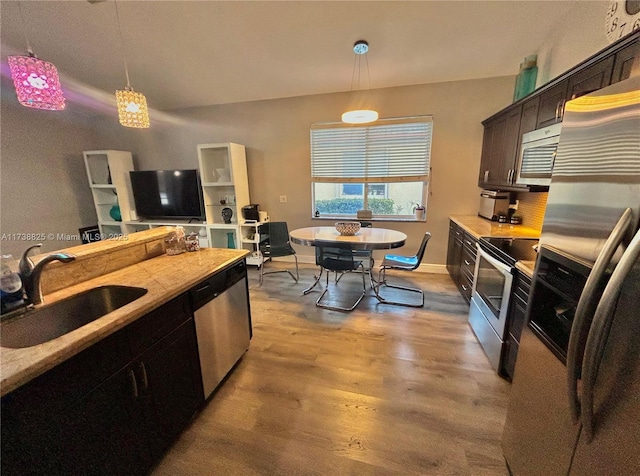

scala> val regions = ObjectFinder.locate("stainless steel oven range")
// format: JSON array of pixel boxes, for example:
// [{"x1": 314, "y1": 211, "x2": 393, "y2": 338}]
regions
[{"x1": 468, "y1": 237, "x2": 538, "y2": 372}]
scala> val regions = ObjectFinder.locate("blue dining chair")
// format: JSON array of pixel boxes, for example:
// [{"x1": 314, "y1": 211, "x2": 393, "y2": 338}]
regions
[{"x1": 375, "y1": 232, "x2": 431, "y2": 307}]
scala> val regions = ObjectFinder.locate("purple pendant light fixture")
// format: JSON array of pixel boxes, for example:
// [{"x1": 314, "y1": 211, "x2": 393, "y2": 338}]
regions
[
  {"x1": 114, "y1": 0, "x2": 150, "y2": 128},
  {"x1": 7, "y1": 2, "x2": 65, "y2": 110}
]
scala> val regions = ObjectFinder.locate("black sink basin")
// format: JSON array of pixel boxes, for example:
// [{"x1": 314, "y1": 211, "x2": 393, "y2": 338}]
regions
[{"x1": 0, "y1": 285, "x2": 148, "y2": 348}]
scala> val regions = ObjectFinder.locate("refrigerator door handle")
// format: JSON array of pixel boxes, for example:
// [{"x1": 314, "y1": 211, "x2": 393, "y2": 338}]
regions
[
  {"x1": 566, "y1": 208, "x2": 633, "y2": 422},
  {"x1": 581, "y1": 226, "x2": 640, "y2": 442}
]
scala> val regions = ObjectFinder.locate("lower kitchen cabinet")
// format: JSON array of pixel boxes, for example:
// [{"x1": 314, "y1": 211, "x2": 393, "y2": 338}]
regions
[
  {"x1": 500, "y1": 270, "x2": 532, "y2": 380},
  {"x1": 446, "y1": 220, "x2": 478, "y2": 304},
  {"x1": 1, "y1": 293, "x2": 204, "y2": 476}
]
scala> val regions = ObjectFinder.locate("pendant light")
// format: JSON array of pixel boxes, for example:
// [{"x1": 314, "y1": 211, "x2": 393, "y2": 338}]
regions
[
  {"x1": 7, "y1": 2, "x2": 65, "y2": 110},
  {"x1": 342, "y1": 40, "x2": 378, "y2": 124},
  {"x1": 114, "y1": 0, "x2": 150, "y2": 128}
]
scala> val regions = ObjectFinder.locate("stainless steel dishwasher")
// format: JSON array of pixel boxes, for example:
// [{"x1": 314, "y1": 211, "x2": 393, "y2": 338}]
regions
[{"x1": 190, "y1": 261, "x2": 251, "y2": 400}]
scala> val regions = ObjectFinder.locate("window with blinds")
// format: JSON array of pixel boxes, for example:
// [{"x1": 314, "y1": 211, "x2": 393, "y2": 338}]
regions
[{"x1": 310, "y1": 116, "x2": 432, "y2": 219}]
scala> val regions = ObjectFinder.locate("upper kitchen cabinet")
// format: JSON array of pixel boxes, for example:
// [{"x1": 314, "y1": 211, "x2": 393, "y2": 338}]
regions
[
  {"x1": 535, "y1": 79, "x2": 568, "y2": 128},
  {"x1": 478, "y1": 106, "x2": 525, "y2": 190},
  {"x1": 611, "y1": 39, "x2": 640, "y2": 84},
  {"x1": 478, "y1": 30, "x2": 639, "y2": 192}
]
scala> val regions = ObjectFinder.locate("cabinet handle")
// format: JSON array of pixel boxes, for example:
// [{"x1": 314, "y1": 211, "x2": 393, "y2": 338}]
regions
[
  {"x1": 555, "y1": 101, "x2": 561, "y2": 121},
  {"x1": 484, "y1": 170, "x2": 489, "y2": 182},
  {"x1": 465, "y1": 240, "x2": 472, "y2": 246},
  {"x1": 559, "y1": 100, "x2": 566, "y2": 121},
  {"x1": 129, "y1": 369, "x2": 139, "y2": 398},
  {"x1": 461, "y1": 284, "x2": 468, "y2": 291},
  {"x1": 464, "y1": 260, "x2": 471, "y2": 266},
  {"x1": 139, "y1": 362, "x2": 149, "y2": 391}
]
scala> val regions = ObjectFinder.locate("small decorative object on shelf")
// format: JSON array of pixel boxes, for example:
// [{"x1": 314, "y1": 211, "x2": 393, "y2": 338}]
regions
[
  {"x1": 335, "y1": 221, "x2": 361, "y2": 236},
  {"x1": 413, "y1": 204, "x2": 425, "y2": 220},
  {"x1": 222, "y1": 207, "x2": 233, "y2": 224},
  {"x1": 315, "y1": 210, "x2": 320, "y2": 218},
  {"x1": 109, "y1": 205, "x2": 122, "y2": 221}
]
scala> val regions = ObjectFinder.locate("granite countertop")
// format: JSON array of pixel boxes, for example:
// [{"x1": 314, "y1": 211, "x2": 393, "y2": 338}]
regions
[
  {"x1": 450, "y1": 215, "x2": 540, "y2": 278},
  {"x1": 450, "y1": 215, "x2": 541, "y2": 240},
  {"x1": 0, "y1": 247, "x2": 248, "y2": 397}
]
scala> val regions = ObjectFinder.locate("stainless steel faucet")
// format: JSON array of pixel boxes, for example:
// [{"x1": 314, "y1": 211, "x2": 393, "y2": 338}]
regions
[{"x1": 19, "y1": 244, "x2": 76, "y2": 305}]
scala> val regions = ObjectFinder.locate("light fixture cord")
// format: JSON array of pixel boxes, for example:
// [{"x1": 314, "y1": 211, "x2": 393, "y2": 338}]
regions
[
  {"x1": 17, "y1": 2, "x2": 33, "y2": 55},
  {"x1": 114, "y1": 0, "x2": 132, "y2": 89}
]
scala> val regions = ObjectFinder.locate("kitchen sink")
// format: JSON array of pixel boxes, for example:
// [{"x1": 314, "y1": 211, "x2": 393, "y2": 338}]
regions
[{"x1": 0, "y1": 285, "x2": 148, "y2": 348}]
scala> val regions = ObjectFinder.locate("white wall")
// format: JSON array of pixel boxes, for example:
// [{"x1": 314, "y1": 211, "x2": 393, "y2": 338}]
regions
[
  {"x1": 107, "y1": 77, "x2": 515, "y2": 266},
  {"x1": 0, "y1": 97, "x2": 102, "y2": 257},
  {"x1": 536, "y1": 2, "x2": 611, "y2": 86}
]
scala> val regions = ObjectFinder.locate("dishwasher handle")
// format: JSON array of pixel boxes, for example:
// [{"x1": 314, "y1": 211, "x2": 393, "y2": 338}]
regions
[{"x1": 190, "y1": 260, "x2": 247, "y2": 310}]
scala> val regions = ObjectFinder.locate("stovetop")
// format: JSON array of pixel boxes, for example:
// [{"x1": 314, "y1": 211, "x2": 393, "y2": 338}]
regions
[{"x1": 479, "y1": 237, "x2": 539, "y2": 267}]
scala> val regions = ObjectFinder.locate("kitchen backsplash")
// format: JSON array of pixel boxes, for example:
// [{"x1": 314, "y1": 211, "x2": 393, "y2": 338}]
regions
[{"x1": 515, "y1": 192, "x2": 548, "y2": 231}]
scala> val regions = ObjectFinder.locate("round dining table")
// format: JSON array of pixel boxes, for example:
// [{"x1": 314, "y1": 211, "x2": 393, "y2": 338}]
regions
[{"x1": 289, "y1": 226, "x2": 407, "y2": 250}]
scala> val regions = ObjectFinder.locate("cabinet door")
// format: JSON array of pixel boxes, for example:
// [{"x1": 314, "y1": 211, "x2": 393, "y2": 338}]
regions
[
  {"x1": 536, "y1": 80, "x2": 568, "y2": 128},
  {"x1": 519, "y1": 96, "x2": 540, "y2": 137},
  {"x1": 140, "y1": 319, "x2": 204, "y2": 462},
  {"x1": 567, "y1": 56, "x2": 615, "y2": 100},
  {"x1": 69, "y1": 364, "x2": 148, "y2": 476},
  {"x1": 501, "y1": 106, "x2": 524, "y2": 186},
  {"x1": 611, "y1": 39, "x2": 640, "y2": 84},
  {"x1": 478, "y1": 116, "x2": 507, "y2": 187},
  {"x1": 447, "y1": 223, "x2": 463, "y2": 281}
]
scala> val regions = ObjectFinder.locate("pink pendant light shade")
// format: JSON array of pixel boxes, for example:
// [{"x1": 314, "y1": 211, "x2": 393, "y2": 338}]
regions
[{"x1": 8, "y1": 54, "x2": 65, "y2": 110}]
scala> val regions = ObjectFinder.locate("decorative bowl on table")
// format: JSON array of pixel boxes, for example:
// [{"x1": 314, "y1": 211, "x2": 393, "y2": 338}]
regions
[{"x1": 335, "y1": 221, "x2": 361, "y2": 236}]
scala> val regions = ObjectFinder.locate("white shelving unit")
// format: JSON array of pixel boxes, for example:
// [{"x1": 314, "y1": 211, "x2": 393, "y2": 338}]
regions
[
  {"x1": 122, "y1": 220, "x2": 209, "y2": 248},
  {"x1": 83, "y1": 150, "x2": 135, "y2": 237},
  {"x1": 197, "y1": 143, "x2": 250, "y2": 251},
  {"x1": 240, "y1": 221, "x2": 268, "y2": 266}
]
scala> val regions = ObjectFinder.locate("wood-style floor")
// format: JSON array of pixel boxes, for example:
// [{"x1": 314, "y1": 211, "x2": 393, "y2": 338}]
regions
[{"x1": 152, "y1": 262, "x2": 511, "y2": 475}]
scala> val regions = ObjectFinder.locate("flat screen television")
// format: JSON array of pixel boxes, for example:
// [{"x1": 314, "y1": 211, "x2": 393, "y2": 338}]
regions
[{"x1": 130, "y1": 169, "x2": 204, "y2": 220}]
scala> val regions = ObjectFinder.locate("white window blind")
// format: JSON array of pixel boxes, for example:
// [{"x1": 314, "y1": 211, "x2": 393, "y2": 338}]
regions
[{"x1": 310, "y1": 116, "x2": 432, "y2": 183}]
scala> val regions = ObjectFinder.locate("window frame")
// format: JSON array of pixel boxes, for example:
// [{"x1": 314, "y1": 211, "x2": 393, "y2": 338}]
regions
[{"x1": 310, "y1": 116, "x2": 433, "y2": 220}]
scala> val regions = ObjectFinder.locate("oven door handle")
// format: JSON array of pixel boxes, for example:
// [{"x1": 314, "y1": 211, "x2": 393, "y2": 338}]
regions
[
  {"x1": 476, "y1": 244, "x2": 513, "y2": 277},
  {"x1": 566, "y1": 208, "x2": 633, "y2": 423}
]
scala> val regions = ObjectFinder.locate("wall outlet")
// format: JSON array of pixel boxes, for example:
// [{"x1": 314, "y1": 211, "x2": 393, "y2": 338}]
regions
[{"x1": 279, "y1": 195, "x2": 287, "y2": 203}]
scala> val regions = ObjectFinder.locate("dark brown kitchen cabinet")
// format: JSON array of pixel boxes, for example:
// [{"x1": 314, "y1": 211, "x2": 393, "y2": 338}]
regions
[
  {"x1": 478, "y1": 106, "x2": 525, "y2": 189},
  {"x1": 566, "y1": 56, "x2": 614, "y2": 100},
  {"x1": 1, "y1": 293, "x2": 204, "y2": 476},
  {"x1": 479, "y1": 31, "x2": 638, "y2": 192},
  {"x1": 536, "y1": 79, "x2": 568, "y2": 128},
  {"x1": 519, "y1": 96, "x2": 540, "y2": 137},
  {"x1": 500, "y1": 270, "x2": 532, "y2": 380},
  {"x1": 611, "y1": 39, "x2": 640, "y2": 84},
  {"x1": 447, "y1": 220, "x2": 478, "y2": 304},
  {"x1": 447, "y1": 221, "x2": 463, "y2": 283}
]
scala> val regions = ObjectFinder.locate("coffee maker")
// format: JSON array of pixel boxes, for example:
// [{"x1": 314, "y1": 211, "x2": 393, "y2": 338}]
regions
[{"x1": 242, "y1": 204, "x2": 260, "y2": 222}]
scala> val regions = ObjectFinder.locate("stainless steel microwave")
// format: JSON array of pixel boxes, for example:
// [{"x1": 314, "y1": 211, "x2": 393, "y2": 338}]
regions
[{"x1": 515, "y1": 123, "x2": 562, "y2": 186}]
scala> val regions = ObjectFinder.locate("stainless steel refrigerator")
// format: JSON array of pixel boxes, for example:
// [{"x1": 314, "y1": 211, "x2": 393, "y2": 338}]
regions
[{"x1": 502, "y1": 74, "x2": 640, "y2": 475}]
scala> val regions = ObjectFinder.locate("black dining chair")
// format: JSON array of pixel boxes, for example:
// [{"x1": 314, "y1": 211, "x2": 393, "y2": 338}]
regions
[
  {"x1": 375, "y1": 231, "x2": 432, "y2": 307},
  {"x1": 258, "y1": 222, "x2": 299, "y2": 285},
  {"x1": 315, "y1": 240, "x2": 367, "y2": 312}
]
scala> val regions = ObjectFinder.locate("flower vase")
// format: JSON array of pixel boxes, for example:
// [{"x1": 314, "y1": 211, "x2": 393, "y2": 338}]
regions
[
  {"x1": 109, "y1": 205, "x2": 122, "y2": 221},
  {"x1": 226, "y1": 232, "x2": 236, "y2": 249}
]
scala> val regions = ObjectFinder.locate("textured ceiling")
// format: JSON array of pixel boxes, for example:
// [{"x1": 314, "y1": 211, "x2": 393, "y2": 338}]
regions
[{"x1": 1, "y1": 1, "x2": 578, "y2": 111}]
